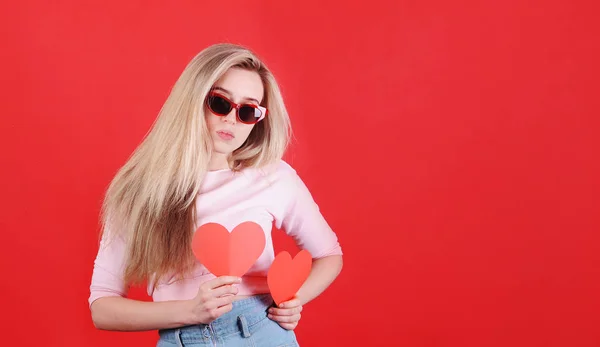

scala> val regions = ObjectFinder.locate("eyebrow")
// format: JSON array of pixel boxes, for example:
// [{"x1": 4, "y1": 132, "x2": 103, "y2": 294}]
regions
[{"x1": 211, "y1": 86, "x2": 260, "y2": 104}]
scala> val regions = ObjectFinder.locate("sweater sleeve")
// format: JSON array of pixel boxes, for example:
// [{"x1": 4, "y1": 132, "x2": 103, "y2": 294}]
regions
[
  {"x1": 88, "y1": 226, "x2": 129, "y2": 307},
  {"x1": 276, "y1": 165, "x2": 343, "y2": 258}
]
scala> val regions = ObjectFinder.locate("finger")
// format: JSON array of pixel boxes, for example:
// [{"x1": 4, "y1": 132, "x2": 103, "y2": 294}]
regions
[
  {"x1": 278, "y1": 322, "x2": 298, "y2": 330},
  {"x1": 203, "y1": 276, "x2": 242, "y2": 290},
  {"x1": 207, "y1": 294, "x2": 238, "y2": 309},
  {"x1": 211, "y1": 284, "x2": 239, "y2": 297},
  {"x1": 268, "y1": 305, "x2": 302, "y2": 316},
  {"x1": 278, "y1": 298, "x2": 301, "y2": 308},
  {"x1": 268, "y1": 313, "x2": 301, "y2": 324},
  {"x1": 210, "y1": 302, "x2": 234, "y2": 319}
]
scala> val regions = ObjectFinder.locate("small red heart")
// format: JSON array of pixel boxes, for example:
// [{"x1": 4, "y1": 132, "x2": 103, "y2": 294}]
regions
[
  {"x1": 192, "y1": 222, "x2": 265, "y2": 277},
  {"x1": 267, "y1": 250, "x2": 312, "y2": 306}
]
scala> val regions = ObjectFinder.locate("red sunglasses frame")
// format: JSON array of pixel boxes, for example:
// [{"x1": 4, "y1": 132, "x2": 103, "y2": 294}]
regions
[{"x1": 205, "y1": 91, "x2": 267, "y2": 124}]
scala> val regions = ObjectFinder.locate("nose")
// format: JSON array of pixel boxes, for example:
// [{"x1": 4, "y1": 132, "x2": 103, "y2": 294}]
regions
[{"x1": 222, "y1": 108, "x2": 237, "y2": 124}]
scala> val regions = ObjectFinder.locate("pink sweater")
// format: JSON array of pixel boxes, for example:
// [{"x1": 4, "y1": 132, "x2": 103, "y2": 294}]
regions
[{"x1": 88, "y1": 161, "x2": 343, "y2": 306}]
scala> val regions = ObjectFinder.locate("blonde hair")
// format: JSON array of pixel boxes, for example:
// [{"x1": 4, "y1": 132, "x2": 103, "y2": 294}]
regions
[{"x1": 100, "y1": 43, "x2": 291, "y2": 287}]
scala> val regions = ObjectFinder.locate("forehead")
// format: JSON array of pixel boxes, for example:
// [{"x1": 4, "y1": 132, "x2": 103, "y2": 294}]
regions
[{"x1": 213, "y1": 68, "x2": 264, "y2": 103}]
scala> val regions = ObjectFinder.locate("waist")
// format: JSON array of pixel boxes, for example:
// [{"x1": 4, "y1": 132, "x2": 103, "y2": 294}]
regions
[
  {"x1": 150, "y1": 274, "x2": 270, "y2": 302},
  {"x1": 158, "y1": 294, "x2": 275, "y2": 343}
]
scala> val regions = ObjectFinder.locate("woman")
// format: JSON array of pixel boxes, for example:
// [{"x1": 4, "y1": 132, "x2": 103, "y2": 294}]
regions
[{"x1": 89, "y1": 43, "x2": 343, "y2": 346}]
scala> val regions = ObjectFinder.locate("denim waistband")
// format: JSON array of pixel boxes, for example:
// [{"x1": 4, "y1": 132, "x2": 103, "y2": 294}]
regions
[{"x1": 158, "y1": 294, "x2": 275, "y2": 344}]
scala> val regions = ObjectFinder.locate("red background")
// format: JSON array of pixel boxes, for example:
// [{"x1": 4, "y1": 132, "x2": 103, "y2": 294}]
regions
[{"x1": 1, "y1": 1, "x2": 599, "y2": 346}]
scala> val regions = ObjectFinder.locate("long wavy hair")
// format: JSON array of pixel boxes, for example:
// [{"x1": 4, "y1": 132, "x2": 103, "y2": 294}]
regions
[{"x1": 100, "y1": 43, "x2": 291, "y2": 287}]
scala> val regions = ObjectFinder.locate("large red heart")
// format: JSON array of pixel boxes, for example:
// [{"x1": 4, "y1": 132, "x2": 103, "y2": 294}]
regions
[
  {"x1": 192, "y1": 222, "x2": 266, "y2": 277},
  {"x1": 267, "y1": 250, "x2": 312, "y2": 306}
]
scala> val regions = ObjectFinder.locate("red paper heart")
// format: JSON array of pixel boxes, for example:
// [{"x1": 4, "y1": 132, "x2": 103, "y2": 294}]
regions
[
  {"x1": 267, "y1": 250, "x2": 312, "y2": 306},
  {"x1": 192, "y1": 222, "x2": 265, "y2": 277}
]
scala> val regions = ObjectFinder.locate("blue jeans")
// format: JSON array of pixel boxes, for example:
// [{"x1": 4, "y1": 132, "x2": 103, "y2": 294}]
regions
[{"x1": 157, "y1": 294, "x2": 299, "y2": 347}]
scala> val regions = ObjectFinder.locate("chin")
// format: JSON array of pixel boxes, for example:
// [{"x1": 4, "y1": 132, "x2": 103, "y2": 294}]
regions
[{"x1": 212, "y1": 142, "x2": 236, "y2": 155}]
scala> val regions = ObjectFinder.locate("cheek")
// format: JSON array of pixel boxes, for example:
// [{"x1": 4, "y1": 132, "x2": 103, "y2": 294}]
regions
[
  {"x1": 205, "y1": 113, "x2": 219, "y2": 131},
  {"x1": 238, "y1": 125, "x2": 255, "y2": 141}
]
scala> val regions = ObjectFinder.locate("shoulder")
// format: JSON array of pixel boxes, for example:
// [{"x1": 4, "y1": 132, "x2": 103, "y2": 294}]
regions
[
  {"x1": 245, "y1": 160, "x2": 301, "y2": 189},
  {"x1": 274, "y1": 160, "x2": 298, "y2": 176},
  {"x1": 244, "y1": 159, "x2": 296, "y2": 177},
  {"x1": 265, "y1": 160, "x2": 299, "y2": 180}
]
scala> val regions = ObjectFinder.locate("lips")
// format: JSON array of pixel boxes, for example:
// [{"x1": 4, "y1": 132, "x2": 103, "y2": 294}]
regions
[{"x1": 216, "y1": 130, "x2": 234, "y2": 140}]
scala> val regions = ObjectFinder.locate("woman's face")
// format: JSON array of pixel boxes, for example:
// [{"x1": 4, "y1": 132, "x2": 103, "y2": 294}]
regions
[{"x1": 205, "y1": 67, "x2": 265, "y2": 158}]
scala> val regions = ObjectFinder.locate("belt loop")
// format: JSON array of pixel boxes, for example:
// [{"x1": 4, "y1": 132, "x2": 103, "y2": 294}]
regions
[
  {"x1": 175, "y1": 328, "x2": 184, "y2": 347},
  {"x1": 237, "y1": 315, "x2": 251, "y2": 338}
]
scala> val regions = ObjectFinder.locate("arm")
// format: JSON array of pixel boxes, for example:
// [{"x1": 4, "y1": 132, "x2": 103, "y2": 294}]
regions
[
  {"x1": 91, "y1": 296, "x2": 194, "y2": 331},
  {"x1": 295, "y1": 254, "x2": 343, "y2": 306},
  {"x1": 89, "y1": 228, "x2": 240, "y2": 331},
  {"x1": 91, "y1": 276, "x2": 240, "y2": 331},
  {"x1": 269, "y1": 164, "x2": 344, "y2": 329},
  {"x1": 268, "y1": 255, "x2": 343, "y2": 330}
]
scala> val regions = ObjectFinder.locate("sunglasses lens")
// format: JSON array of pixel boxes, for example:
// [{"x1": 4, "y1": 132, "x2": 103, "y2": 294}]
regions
[
  {"x1": 238, "y1": 106, "x2": 262, "y2": 123},
  {"x1": 208, "y1": 95, "x2": 232, "y2": 115}
]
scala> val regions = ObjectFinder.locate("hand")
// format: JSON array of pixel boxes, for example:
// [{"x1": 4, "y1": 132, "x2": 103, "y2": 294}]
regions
[
  {"x1": 187, "y1": 276, "x2": 241, "y2": 324},
  {"x1": 268, "y1": 297, "x2": 303, "y2": 330}
]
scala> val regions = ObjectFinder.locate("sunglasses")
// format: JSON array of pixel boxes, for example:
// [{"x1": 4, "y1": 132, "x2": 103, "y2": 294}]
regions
[{"x1": 205, "y1": 91, "x2": 267, "y2": 124}]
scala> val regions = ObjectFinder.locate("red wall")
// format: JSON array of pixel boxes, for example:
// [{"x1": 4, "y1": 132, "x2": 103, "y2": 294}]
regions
[{"x1": 1, "y1": 1, "x2": 598, "y2": 346}]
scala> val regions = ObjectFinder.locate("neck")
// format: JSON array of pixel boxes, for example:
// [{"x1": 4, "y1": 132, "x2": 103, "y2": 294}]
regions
[{"x1": 208, "y1": 153, "x2": 230, "y2": 171}]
